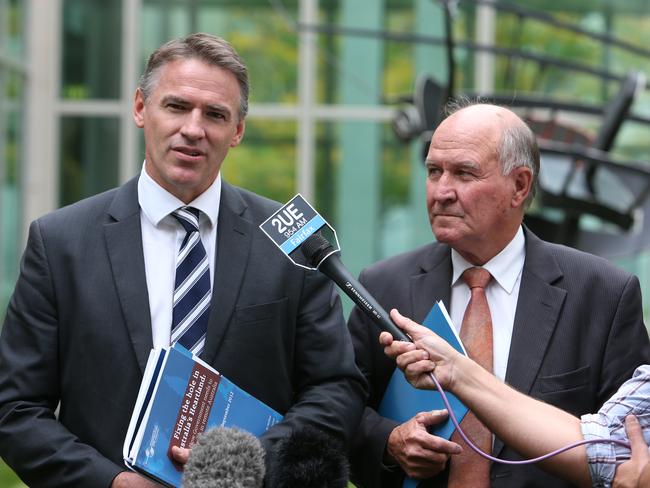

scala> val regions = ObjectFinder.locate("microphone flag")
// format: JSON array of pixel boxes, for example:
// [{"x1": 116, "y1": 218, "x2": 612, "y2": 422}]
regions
[{"x1": 259, "y1": 194, "x2": 339, "y2": 270}]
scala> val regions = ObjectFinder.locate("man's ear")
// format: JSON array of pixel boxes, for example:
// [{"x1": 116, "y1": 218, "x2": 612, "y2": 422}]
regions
[
  {"x1": 133, "y1": 88, "x2": 145, "y2": 128},
  {"x1": 511, "y1": 165, "x2": 533, "y2": 208},
  {"x1": 230, "y1": 118, "x2": 246, "y2": 148}
]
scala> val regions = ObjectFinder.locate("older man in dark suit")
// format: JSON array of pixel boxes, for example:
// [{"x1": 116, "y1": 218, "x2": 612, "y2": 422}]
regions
[
  {"x1": 348, "y1": 102, "x2": 650, "y2": 488},
  {"x1": 0, "y1": 33, "x2": 366, "y2": 488}
]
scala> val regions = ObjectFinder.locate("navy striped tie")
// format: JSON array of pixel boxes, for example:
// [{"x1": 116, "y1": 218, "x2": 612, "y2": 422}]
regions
[{"x1": 171, "y1": 207, "x2": 211, "y2": 355}]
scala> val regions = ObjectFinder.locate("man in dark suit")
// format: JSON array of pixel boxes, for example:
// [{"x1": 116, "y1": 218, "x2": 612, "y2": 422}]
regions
[
  {"x1": 0, "y1": 33, "x2": 366, "y2": 488},
  {"x1": 348, "y1": 101, "x2": 650, "y2": 487}
]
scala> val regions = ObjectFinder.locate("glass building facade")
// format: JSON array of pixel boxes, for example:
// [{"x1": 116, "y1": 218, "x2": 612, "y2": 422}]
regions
[
  {"x1": 4, "y1": 0, "x2": 650, "y2": 321},
  {"x1": 0, "y1": 0, "x2": 25, "y2": 315}
]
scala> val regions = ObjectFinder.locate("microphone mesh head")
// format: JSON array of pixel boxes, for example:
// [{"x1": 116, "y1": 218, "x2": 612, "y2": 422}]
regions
[
  {"x1": 299, "y1": 233, "x2": 334, "y2": 268},
  {"x1": 182, "y1": 427, "x2": 265, "y2": 488},
  {"x1": 267, "y1": 425, "x2": 349, "y2": 488}
]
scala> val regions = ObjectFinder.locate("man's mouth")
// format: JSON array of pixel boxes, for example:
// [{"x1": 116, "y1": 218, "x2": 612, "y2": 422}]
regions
[{"x1": 172, "y1": 146, "x2": 204, "y2": 158}]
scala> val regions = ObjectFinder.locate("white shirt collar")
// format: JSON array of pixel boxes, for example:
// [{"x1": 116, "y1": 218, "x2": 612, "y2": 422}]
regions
[
  {"x1": 137, "y1": 161, "x2": 221, "y2": 228},
  {"x1": 451, "y1": 226, "x2": 525, "y2": 294}
]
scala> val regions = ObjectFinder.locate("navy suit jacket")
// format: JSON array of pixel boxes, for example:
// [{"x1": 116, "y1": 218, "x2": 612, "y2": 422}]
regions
[
  {"x1": 349, "y1": 227, "x2": 650, "y2": 488},
  {"x1": 0, "y1": 177, "x2": 366, "y2": 488}
]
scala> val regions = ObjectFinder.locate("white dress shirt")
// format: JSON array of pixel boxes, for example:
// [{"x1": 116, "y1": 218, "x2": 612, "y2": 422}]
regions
[
  {"x1": 137, "y1": 163, "x2": 221, "y2": 349},
  {"x1": 449, "y1": 226, "x2": 526, "y2": 381}
]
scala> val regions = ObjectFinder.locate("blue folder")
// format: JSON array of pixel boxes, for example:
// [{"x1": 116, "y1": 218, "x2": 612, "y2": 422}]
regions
[{"x1": 378, "y1": 301, "x2": 468, "y2": 488}]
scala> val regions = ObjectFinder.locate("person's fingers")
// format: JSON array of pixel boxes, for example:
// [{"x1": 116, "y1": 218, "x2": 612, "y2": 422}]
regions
[
  {"x1": 379, "y1": 331, "x2": 393, "y2": 346},
  {"x1": 403, "y1": 359, "x2": 437, "y2": 377},
  {"x1": 625, "y1": 415, "x2": 648, "y2": 458},
  {"x1": 383, "y1": 339, "x2": 418, "y2": 359},
  {"x1": 395, "y1": 349, "x2": 432, "y2": 372},
  {"x1": 170, "y1": 446, "x2": 191, "y2": 465},
  {"x1": 414, "y1": 409, "x2": 447, "y2": 426},
  {"x1": 413, "y1": 411, "x2": 462, "y2": 455},
  {"x1": 393, "y1": 348, "x2": 429, "y2": 367},
  {"x1": 390, "y1": 308, "x2": 426, "y2": 339}
]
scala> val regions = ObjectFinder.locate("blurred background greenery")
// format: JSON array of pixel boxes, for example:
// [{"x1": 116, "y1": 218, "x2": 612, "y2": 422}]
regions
[{"x1": 0, "y1": 460, "x2": 25, "y2": 487}]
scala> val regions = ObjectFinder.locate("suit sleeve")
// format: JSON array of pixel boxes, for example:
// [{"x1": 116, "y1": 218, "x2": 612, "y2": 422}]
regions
[
  {"x1": 596, "y1": 274, "x2": 650, "y2": 406},
  {"x1": 347, "y1": 270, "x2": 404, "y2": 488},
  {"x1": 0, "y1": 220, "x2": 123, "y2": 488},
  {"x1": 259, "y1": 269, "x2": 368, "y2": 467}
]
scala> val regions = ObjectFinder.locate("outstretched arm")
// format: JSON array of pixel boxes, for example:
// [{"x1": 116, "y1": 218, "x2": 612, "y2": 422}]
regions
[{"x1": 381, "y1": 309, "x2": 591, "y2": 487}]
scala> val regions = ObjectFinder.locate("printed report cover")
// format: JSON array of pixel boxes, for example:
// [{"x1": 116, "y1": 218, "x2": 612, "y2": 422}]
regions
[{"x1": 123, "y1": 344, "x2": 283, "y2": 487}]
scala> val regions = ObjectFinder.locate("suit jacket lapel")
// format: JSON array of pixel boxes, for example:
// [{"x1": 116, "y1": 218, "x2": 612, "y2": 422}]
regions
[
  {"x1": 410, "y1": 244, "x2": 453, "y2": 323},
  {"x1": 493, "y1": 228, "x2": 566, "y2": 456},
  {"x1": 201, "y1": 182, "x2": 253, "y2": 365},
  {"x1": 104, "y1": 177, "x2": 153, "y2": 373}
]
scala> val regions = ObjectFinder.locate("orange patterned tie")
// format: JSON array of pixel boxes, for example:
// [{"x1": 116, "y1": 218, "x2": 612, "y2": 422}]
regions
[{"x1": 448, "y1": 267, "x2": 493, "y2": 488}]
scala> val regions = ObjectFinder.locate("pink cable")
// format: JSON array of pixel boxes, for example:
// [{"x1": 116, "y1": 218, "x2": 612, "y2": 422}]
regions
[{"x1": 428, "y1": 371, "x2": 631, "y2": 464}]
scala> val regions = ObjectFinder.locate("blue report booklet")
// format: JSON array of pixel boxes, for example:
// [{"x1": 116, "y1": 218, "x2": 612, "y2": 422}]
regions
[
  {"x1": 123, "y1": 344, "x2": 283, "y2": 487},
  {"x1": 378, "y1": 301, "x2": 468, "y2": 488}
]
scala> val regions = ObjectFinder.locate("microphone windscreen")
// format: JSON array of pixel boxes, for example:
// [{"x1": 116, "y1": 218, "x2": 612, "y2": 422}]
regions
[
  {"x1": 182, "y1": 427, "x2": 265, "y2": 488},
  {"x1": 300, "y1": 233, "x2": 335, "y2": 268},
  {"x1": 267, "y1": 425, "x2": 349, "y2": 488}
]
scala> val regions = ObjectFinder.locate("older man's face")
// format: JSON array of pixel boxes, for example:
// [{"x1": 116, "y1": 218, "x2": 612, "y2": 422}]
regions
[{"x1": 425, "y1": 106, "x2": 528, "y2": 264}]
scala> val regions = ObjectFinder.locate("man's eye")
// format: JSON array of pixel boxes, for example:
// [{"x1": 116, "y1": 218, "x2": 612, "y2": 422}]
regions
[
  {"x1": 207, "y1": 112, "x2": 226, "y2": 120},
  {"x1": 167, "y1": 103, "x2": 185, "y2": 111}
]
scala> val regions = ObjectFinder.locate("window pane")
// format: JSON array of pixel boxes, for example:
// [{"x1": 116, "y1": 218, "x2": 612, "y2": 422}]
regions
[
  {"x1": 314, "y1": 120, "x2": 416, "y2": 261},
  {"x1": 0, "y1": 70, "x2": 24, "y2": 313},
  {"x1": 2, "y1": 0, "x2": 25, "y2": 60},
  {"x1": 61, "y1": 0, "x2": 122, "y2": 99},
  {"x1": 59, "y1": 117, "x2": 120, "y2": 206},
  {"x1": 140, "y1": 0, "x2": 298, "y2": 104},
  {"x1": 221, "y1": 119, "x2": 296, "y2": 204}
]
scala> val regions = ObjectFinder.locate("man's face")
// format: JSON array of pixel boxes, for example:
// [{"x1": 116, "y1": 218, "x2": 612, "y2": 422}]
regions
[
  {"x1": 133, "y1": 58, "x2": 245, "y2": 203},
  {"x1": 425, "y1": 106, "x2": 529, "y2": 264}
]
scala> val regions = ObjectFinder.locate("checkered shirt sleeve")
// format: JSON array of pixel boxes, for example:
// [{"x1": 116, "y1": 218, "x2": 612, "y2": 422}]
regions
[{"x1": 580, "y1": 365, "x2": 650, "y2": 487}]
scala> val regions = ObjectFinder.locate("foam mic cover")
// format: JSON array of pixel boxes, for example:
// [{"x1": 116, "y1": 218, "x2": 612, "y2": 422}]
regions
[
  {"x1": 267, "y1": 425, "x2": 349, "y2": 488},
  {"x1": 182, "y1": 427, "x2": 265, "y2": 488}
]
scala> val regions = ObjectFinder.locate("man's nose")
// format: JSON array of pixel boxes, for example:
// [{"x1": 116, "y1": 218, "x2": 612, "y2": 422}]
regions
[
  {"x1": 180, "y1": 109, "x2": 206, "y2": 140},
  {"x1": 430, "y1": 173, "x2": 456, "y2": 201}
]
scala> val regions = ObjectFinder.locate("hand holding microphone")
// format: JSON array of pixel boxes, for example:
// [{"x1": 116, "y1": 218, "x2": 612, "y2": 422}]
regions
[{"x1": 381, "y1": 308, "x2": 463, "y2": 392}]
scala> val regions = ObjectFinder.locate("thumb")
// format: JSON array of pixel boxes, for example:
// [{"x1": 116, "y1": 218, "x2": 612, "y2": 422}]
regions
[
  {"x1": 625, "y1": 415, "x2": 646, "y2": 456},
  {"x1": 416, "y1": 409, "x2": 449, "y2": 427},
  {"x1": 390, "y1": 308, "x2": 429, "y2": 341}
]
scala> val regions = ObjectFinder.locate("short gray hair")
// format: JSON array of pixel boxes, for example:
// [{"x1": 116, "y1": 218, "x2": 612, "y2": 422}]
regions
[
  {"x1": 498, "y1": 124, "x2": 540, "y2": 208},
  {"x1": 444, "y1": 98, "x2": 539, "y2": 208},
  {"x1": 138, "y1": 33, "x2": 249, "y2": 119}
]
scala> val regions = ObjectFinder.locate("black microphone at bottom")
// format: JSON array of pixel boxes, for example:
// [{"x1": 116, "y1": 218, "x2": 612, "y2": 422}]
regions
[
  {"x1": 267, "y1": 425, "x2": 350, "y2": 488},
  {"x1": 182, "y1": 427, "x2": 265, "y2": 488},
  {"x1": 300, "y1": 233, "x2": 412, "y2": 343}
]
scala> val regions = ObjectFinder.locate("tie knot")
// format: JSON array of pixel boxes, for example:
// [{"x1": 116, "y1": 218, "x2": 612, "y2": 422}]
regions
[
  {"x1": 462, "y1": 267, "x2": 492, "y2": 289},
  {"x1": 173, "y1": 206, "x2": 200, "y2": 233}
]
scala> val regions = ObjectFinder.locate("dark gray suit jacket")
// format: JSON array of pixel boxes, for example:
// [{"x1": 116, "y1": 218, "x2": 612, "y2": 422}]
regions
[
  {"x1": 349, "y1": 227, "x2": 650, "y2": 488},
  {"x1": 0, "y1": 177, "x2": 366, "y2": 488}
]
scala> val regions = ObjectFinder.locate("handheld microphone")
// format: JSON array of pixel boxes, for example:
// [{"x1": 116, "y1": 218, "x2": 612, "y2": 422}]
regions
[
  {"x1": 182, "y1": 427, "x2": 265, "y2": 488},
  {"x1": 267, "y1": 425, "x2": 349, "y2": 488},
  {"x1": 301, "y1": 233, "x2": 412, "y2": 343}
]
